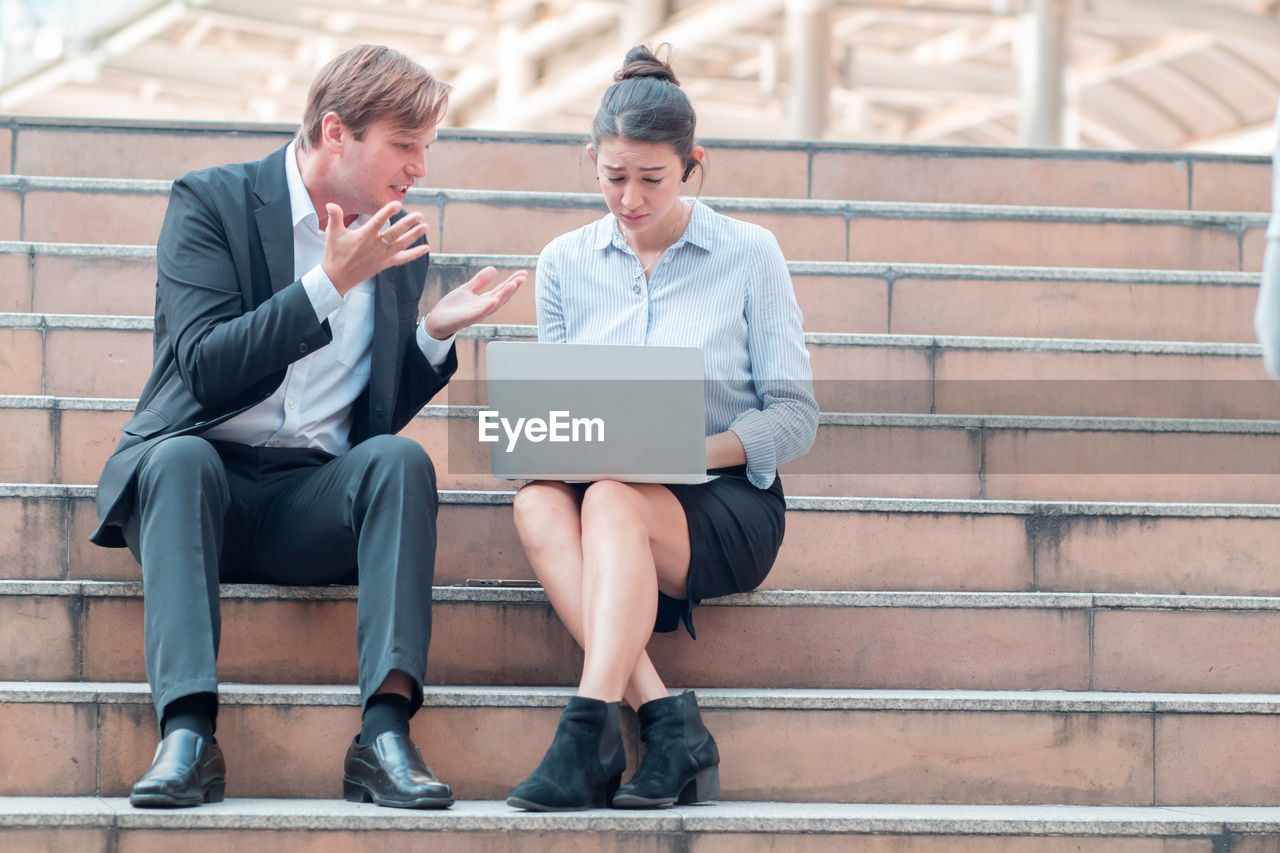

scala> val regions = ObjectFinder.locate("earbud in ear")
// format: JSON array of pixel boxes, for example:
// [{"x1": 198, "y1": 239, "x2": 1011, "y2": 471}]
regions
[{"x1": 682, "y1": 161, "x2": 696, "y2": 182}]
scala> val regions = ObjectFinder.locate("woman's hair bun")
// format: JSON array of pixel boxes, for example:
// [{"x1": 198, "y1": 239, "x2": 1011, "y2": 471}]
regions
[{"x1": 615, "y1": 43, "x2": 680, "y2": 86}]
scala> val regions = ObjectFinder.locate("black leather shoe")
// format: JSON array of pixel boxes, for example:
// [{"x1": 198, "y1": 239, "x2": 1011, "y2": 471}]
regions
[
  {"x1": 343, "y1": 732, "x2": 454, "y2": 809},
  {"x1": 129, "y1": 729, "x2": 226, "y2": 808}
]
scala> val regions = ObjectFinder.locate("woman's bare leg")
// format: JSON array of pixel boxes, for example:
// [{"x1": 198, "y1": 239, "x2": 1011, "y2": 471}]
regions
[{"x1": 512, "y1": 480, "x2": 691, "y2": 707}]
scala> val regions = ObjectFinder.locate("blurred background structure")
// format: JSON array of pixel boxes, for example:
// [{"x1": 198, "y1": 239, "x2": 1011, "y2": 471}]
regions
[{"x1": 1, "y1": 0, "x2": 1278, "y2": 153}]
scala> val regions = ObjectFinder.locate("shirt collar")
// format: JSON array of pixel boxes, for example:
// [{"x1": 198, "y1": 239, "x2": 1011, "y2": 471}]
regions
[
  {"x1": 285, "y1": 139, "x2": 370, "y2": 231},
  {"x1": 592, "y1": 198, "x2": 713, "y2": 254},
  {"x1": 284, "y1": 140, "x2": 318, "y2": 230},
  {"x1": 681, "y1": 198, "x2": 713, "y2": 251}
]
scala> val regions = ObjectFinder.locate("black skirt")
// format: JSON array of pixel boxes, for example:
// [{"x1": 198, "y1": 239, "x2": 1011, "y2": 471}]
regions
[{"x1": 661, "y1": 465, "x2": 785, "y2": 638}]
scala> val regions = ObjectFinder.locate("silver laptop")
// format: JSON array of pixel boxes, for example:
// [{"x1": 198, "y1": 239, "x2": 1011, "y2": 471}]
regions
[{"x1": 483, "y1": 341, "x2": 711, "y2": 484}]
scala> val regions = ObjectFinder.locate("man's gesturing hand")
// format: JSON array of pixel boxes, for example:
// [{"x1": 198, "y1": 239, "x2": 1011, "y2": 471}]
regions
[
  {"x1": 322, "y1": 201, "x2": 430, "y2": 295},
  {"x1": 424, "y1": 267, "x2": 528, "y2": 340}
]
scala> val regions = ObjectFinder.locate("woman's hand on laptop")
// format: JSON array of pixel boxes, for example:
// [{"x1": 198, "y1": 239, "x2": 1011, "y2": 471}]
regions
[{"x1": 425, "y1": 267, "x2": 527, "y2": 340}]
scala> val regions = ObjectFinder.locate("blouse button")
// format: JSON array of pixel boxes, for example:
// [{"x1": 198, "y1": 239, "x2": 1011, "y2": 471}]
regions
[{"x1": 632, "y1": 284, "x2": 641, "y2": 294}]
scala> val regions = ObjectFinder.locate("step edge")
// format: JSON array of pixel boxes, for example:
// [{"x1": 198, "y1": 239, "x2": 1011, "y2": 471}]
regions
[
  {"x1": 6, "y1": 683, "x2": 1280, "y2": 714},
  {"x1": 0, "y1": 177, "x2": 1269, "y2": 225},
  {"x1": 1, "y1": 797, "x2": 1274, "y2": 835},
  {"x1": 0, "y1": 241, "x2": 1265, "y2": 286},
  {"x1": 11, "y1": 394, "x2": 1280, "y2": 435},
  {"x1": 6, "y1": 483, "x2": 1280, "y2": 517},
  {"x1": 7, "y1": 115, "x2": 1270, "y2": 163},
  {"x1": 1, "y1": 314, "x2": 1265, "y2": 357},
  {"x1": 9, "y1": 579, "x2": 1280, "y2": 613}
]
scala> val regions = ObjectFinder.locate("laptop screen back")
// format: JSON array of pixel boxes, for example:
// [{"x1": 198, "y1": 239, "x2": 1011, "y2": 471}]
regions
[{"x1": 483, "y1": 341, "x2": 707, "y2": 484}]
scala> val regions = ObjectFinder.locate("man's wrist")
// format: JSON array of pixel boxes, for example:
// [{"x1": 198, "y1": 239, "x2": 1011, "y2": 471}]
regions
[
  {"x1": 302, "y1": 265, "x2": 344, "y2": 319},
  {"x1": 424, "y1": 314, "x2": 454, "y2": 341},
  {"x1": 417, "y1": 317, "x2": 455, "y2": 368}
]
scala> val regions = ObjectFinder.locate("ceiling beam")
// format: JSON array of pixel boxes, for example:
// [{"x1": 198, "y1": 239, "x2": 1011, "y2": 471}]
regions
[
  {"x1": 498, "y1": 0, "x2": 786, "y2": 128},
  {"x1": 0, "y1": 0, "x2": 211, "y2": 111},
  {"x1": 1183, "y1": 118, "x2": 1278, "y2": 153},
  {"x1": 1071, "y1": 31, "x2": 1215, "y2": 89},
  {"x1": 1089, "y1": 0, "x2": 1280, "y2": 54}
]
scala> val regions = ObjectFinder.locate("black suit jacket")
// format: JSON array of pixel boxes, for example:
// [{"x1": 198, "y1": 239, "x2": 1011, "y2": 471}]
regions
[{"x1": 91, "y1": 145, "x2": 456, "y2": 547}]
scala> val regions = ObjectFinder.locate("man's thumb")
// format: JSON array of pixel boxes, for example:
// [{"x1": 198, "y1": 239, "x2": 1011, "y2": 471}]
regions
[{"x1": 324, "y1": 203, "x2": 344, "y2": 232}]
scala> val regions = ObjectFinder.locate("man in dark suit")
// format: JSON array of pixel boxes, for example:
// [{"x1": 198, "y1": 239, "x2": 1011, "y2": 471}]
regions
[{"x1": 90, "y1": 44, "x2": 525, "y2": 809}]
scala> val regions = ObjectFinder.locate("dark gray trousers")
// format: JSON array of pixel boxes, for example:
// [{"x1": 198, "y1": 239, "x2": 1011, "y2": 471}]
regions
[{"x1": 121, "y1": 433, "x2": 438, "y2": 730}]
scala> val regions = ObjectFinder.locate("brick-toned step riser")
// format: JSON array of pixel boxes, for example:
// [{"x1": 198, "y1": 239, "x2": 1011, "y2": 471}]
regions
[
  {"x1": 0, "y1": 828, "x2": 1256, "y2": 853},
  {"x1": 9, "y1": 327, "x2": 1277, "y2": 419},
  {"x1": 0, "y1": 188, "x2": 1266, "y2": 270},
  {"x1": 3, "y1": 697, "x2": 1278, "y2": 806},
  {"x1": 0, "y1": 594, "x2": 1080, "y2": 689},
  {"x1": 0, "y1": 254, "x2": 539, "y2": 331},
  {"x1": 5, "y1": 123, "x2": 1270, "y2": 211},
  {"x1": 426, "y1": 418, "x2": 1280, "y2": 504},
  {"x1": 10, "y1": 405, "x2": 1280, "y2": 503},
  {"x1": 8, "y1": 494, "x2": 1280, "y2": 599},
  {"x1": 4, "y1": 251, "x2": 1262, "y2": 342},
  {"x1": 9, "y1": 590, "x2": 1280, "y2": 693}
]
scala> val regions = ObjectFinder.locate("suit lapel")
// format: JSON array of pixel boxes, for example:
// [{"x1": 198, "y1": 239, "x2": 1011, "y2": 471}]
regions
[{"x1": 251, "y1": 146, "x2": 296, "y2": 297}]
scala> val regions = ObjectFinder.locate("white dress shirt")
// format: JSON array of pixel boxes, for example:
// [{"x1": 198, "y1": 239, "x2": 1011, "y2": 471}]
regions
[{"x1": 200, "y1": 140, "x2": 454, "y2": 453}]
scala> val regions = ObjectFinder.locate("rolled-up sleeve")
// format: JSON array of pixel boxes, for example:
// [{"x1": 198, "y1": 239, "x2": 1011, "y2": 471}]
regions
[{"x1": 729, "y1": 229, "x2": 819, "y2": 488}]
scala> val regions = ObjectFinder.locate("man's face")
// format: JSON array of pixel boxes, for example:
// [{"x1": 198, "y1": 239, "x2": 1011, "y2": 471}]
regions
[{"x1": 332, "y1": 116, "x2": 437, "y2": 215}]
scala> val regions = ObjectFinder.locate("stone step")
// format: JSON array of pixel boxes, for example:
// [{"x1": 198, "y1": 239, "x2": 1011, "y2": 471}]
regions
[
  {"x1": 7, "y1": 395, "x2": 1280, "y2": 503},
  {"x1": 2, "y1": 242, "x2": 1263, "y2": 342},
  {"x1": 3, "y1": 117, "x2": 1270, "y2": 211},
  {"x1": 6, "y1": 798, "x2": 1280, "y2": 852},
  {"x1": 5, "y1": 316, "x2": 1275, "y2": 419},
  {"x1": 9, "y1": 484, "x2": 1280, "y2": 599},
  {"x1": 8, "y1": 582, "x2": 1280, "y2": 694},
  {"x1": 5, "y1": 683, "x2": 1280, "y2": 806},
  {"x1": 0, "y1": 178, "x2": 1267, "y2": 269}
]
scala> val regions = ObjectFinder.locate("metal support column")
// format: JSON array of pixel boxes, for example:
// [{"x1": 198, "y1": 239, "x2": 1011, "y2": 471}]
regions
[
  {"x1": 496, "y1": 6, "x2": 537, "y2": 130},
  {"x1": 623, "y1": 0, "x2": 670, "y2": 47},
  {"x1": 1018, "y1": 0, "x2": 1070, "y2": 146},
  {"x1": 786, "y1": 0, "x2": 832, "y2": 140}
]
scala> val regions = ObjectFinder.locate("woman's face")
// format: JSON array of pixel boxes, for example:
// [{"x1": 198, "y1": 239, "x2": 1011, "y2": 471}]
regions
[{"x1": 592, "y1": 136, "x2": 701, "y2": 242}]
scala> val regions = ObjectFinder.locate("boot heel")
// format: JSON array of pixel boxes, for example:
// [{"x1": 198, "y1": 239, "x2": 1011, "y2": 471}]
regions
[
  {"x1": 592, "y1": 772, "x2": 623, "y2": 808},
  {"x1": 204, "y1": 783, "x2": 225, "y2": 804},
  {"x1": 343, "y1": 779, "x2": 371, "y2": 803},
  {"x1": 676, "y1": 765, "x2": 720, "y2": 804}
]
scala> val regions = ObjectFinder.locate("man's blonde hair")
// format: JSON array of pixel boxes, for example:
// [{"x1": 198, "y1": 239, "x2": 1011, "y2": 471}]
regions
[{"x1": 297, "y1": 45, "x2": 450, "y2": 151}]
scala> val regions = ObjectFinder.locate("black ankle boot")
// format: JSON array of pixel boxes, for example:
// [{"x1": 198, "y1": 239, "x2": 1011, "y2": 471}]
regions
[
  {"x1": 507, "y1": 696, "x2": 626, "y2": 811},
  {"x1": 612, "y1": 690, "x2": 719, "y2": 808}
]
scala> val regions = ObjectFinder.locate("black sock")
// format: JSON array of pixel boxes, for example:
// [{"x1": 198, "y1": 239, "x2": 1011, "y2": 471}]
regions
[
  {"x1": 358, "y1": 693, "x2": 412, "y2": 746},
  {"x1": 161, "y1": 693, "x2": 216, "y2": 741}
]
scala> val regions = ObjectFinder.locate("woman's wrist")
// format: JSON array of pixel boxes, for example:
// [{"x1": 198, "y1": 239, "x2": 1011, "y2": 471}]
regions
[{"x1": 705, "y1": 430, "x2": 747, "y2": 470}]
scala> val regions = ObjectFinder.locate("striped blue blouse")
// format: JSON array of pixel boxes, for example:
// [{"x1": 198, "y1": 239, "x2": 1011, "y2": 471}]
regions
[{"x1": 535, "y1": 198, "x2": 819, "y2": 489}]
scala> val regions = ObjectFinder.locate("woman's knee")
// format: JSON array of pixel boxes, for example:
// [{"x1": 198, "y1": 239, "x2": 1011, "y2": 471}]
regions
[
  {"x1": 581, "y1": 481, "x2": 640, "y2": 514},
  {"x1": 513, "y1": 481, "x2": 577, "y2": 537},
  {"x1": 579, "y1": 480, "x2": 646, "y2": 533}
]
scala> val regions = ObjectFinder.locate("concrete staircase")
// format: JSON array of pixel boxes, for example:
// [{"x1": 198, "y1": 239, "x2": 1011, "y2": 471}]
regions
[{"x1": 3, "y1": 116, "x2": 1280, "y2": 850}]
